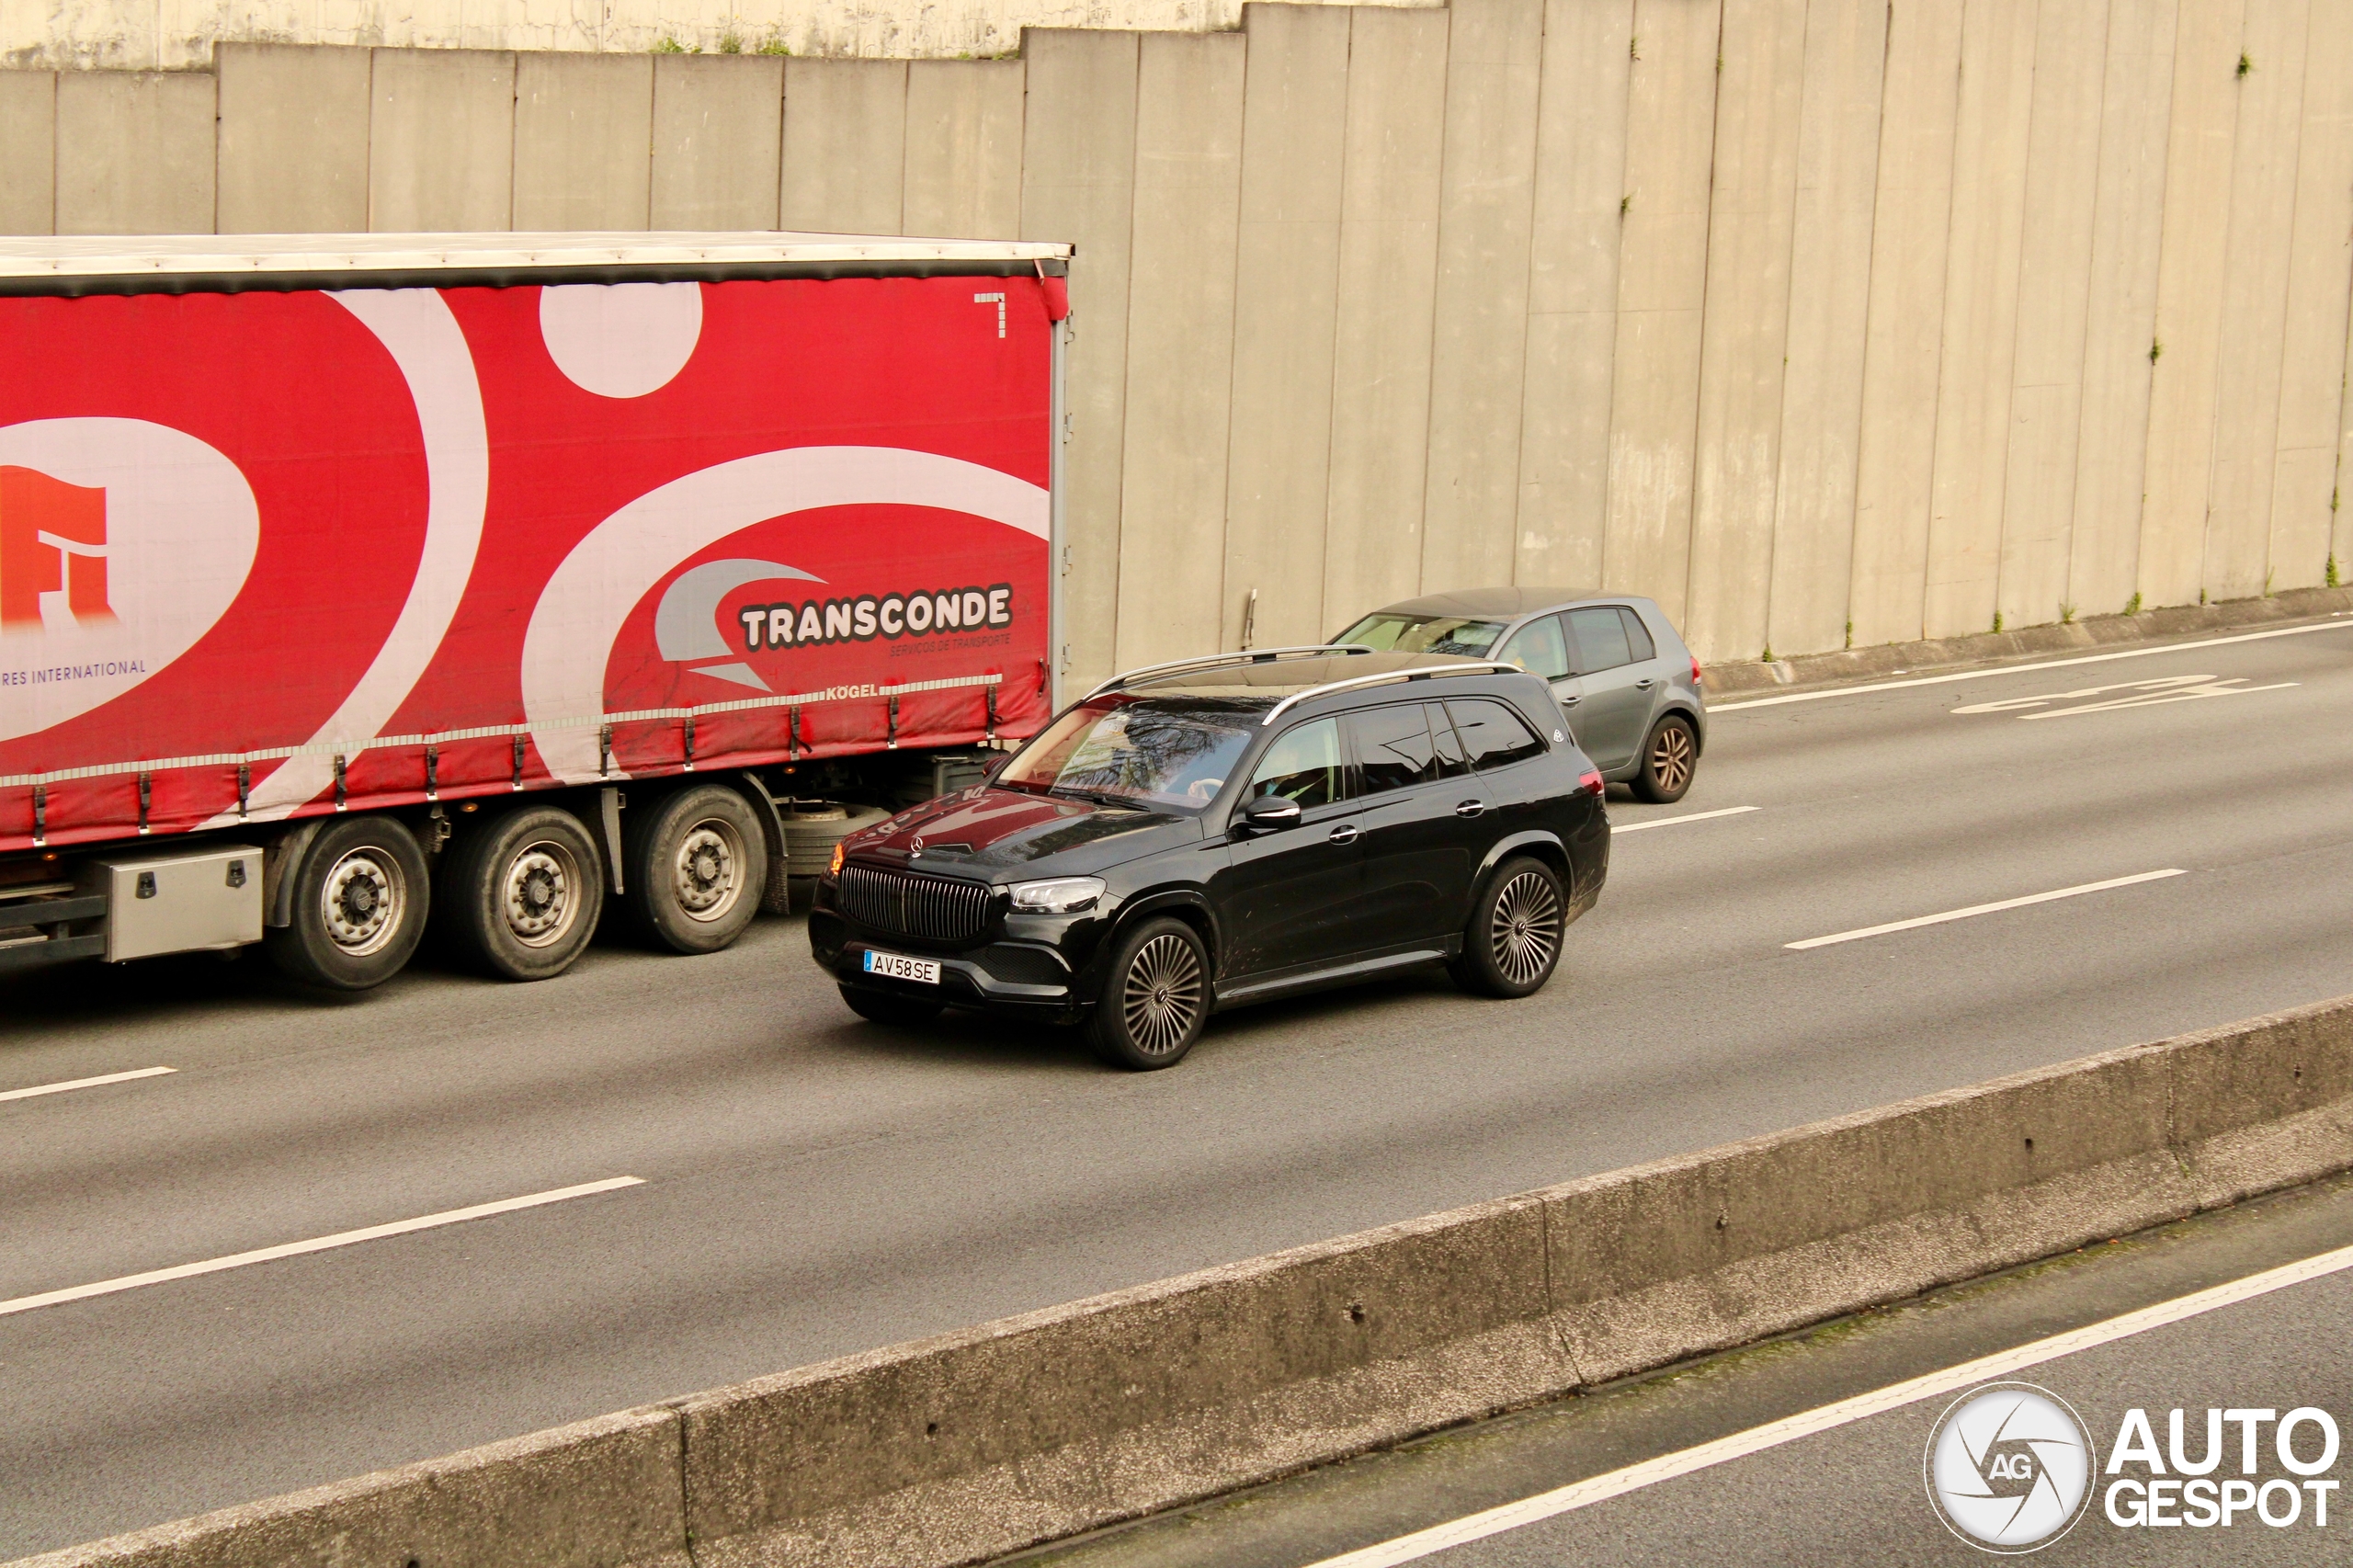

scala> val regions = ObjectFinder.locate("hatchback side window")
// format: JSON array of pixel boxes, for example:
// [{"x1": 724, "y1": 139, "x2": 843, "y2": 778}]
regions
[
  {"x1": 1426, "y1": 702, "x2": 1470, "y2": 778},
  {"x1": 1246, "y1": 717, "x2": 1352, "y2": 806},
  {"x1": 1495, "y1": 614, "x2": 1572, "y2": 680},
  {"x1": 1446, "y1": 699, "x2": 1545, "y2": 770},
  {"x1": 1347, "y1": 704, "x2": 1439, "y2": 793},
  {"x1": 1566, "y1": 606, "x2": 1635, "y2": 674},
  {"x1": 1617, "y1": 606, "x2": 1656, "y2": 662}
]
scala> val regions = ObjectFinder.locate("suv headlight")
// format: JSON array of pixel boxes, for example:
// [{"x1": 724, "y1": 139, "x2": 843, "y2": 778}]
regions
[{"x1": 1006, "y1": 876, "x2": 1106, "y2": 914}]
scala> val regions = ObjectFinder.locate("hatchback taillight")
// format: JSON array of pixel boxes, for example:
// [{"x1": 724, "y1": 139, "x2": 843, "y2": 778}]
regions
[
  {"x1": 1579, "y1": 769, "x2": 1605, "y2": 796},
  {"x1": 1690, "y1": 654, "x2": 1704, "y2": 686}
]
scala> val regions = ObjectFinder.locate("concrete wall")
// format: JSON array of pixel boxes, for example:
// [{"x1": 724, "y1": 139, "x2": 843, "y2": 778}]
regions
[{"x1": 0, "y1": 3, "x2": 2349, "y2": 677}]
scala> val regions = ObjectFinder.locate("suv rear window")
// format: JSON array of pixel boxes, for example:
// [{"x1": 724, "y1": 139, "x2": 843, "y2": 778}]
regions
[{"x1": 1445, "y1": 699, "x2": 1545, "y2": 770}]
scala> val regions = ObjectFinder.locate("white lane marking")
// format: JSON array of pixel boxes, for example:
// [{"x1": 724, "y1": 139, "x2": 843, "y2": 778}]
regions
[
  {"x1": 0, "y1": 1176, "x2": 643, "y2": 1319},
  {"x1": 1711, "y1": 618, "x2": 2353, "y2": 711},
  {"x1": 1950, "y1": 673, "x2": 2299, "y2": 719},
  {"x1": 0, "y1": 1065, "x2": 176, "y2": 1103},
  {"x1": 1305, "y1": 1237, "x2": 2353, "y2": 1567},
  {"x1": 1611, "y1": 806, "x2": 1761, "y2": 835},
  {"x1": 1784, "y1": 869, "x2": 2188, "y2": 951}
]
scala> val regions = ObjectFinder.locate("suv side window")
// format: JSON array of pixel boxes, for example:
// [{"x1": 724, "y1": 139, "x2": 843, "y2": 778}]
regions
[
  {"x1": 1617, "y1": 605, "x2": 1656, "y2": 662},
  {"x1": 1495, "y1": 614, "x2": 1572, "y2": 680},
  {"x1": 1565, "y1": 606, "x2": 1635, "y2": 674},
  {"x1": 1246, "y1": 717, "x2": 1353, "y2": 806},
  {"x1": 1347, "y1": 704, "x2": 1440, "y2": 793},
  {"x1": 1445, "y1": 699, "x2": 1545, "y2": 770}
]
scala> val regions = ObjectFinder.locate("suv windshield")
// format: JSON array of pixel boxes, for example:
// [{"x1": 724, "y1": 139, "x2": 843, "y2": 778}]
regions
[
  {"x1": 1333, "y1": 613, "x2": 1508, "y2": 658},
  {"x1": 998, "y1": 698, "x2": 1257, "y2": 812}
]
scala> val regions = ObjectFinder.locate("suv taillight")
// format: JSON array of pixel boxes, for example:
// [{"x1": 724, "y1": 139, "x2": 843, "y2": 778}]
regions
[
  {"x1": 1690, "y1": 654, "x2": 1704, "y2": 687},
  {"x1": 1579, "y1": 769, "x2": 1605, "y2": 796}
]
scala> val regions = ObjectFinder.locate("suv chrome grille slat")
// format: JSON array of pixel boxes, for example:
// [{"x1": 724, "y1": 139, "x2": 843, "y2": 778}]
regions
[{"x1": 839, "y1": 865, "x2": 994, "y2": 943}]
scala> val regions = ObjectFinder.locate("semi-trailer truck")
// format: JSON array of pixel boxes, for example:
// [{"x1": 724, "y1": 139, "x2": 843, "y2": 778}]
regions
[{"x1": 0, "y1": 231, "x2": 1072, "y2": 990}]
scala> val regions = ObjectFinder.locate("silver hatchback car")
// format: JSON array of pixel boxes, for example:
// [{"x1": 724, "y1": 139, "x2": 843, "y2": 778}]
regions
[{"x1": 1331, "y1": 588, "x2": 1707, "y2": 802}]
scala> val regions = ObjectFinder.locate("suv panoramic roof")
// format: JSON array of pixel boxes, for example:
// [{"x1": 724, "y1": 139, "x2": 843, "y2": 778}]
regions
[{"x1": 1363, "y1": 586, "x2": 1606, "y2": 619}]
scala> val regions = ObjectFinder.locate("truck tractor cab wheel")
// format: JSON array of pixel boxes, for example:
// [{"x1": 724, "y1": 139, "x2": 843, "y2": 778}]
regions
[
  {"x1": 438, "y1": 804, "x2": 605, "y2": 981},
  {"x1": 621, "y1": 784, "x2": 767, "y2": 954},
  {"x1": 263, "y1": 815, "x2": 431, "y2": 991}
]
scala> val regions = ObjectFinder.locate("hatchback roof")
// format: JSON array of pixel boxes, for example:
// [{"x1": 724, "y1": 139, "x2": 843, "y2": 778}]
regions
[
  {"x1": 1358, "y1": 586, "x2": 1606, "y2": 619},
  {"x1": 1123, "y1": 650, "x2": 1489, "y2": 702}
]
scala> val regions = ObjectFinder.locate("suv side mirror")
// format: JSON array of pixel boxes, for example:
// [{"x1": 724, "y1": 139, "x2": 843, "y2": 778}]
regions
[
  {"x1": 980, "y1": 753, "x2": 1007, "y2": 778},
  {"x1": 1236, "y1": 796, "x2": 1302, "y2": 835}
]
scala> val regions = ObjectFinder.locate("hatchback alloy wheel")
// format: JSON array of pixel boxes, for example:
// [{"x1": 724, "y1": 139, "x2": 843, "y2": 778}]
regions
[{"x1": 1633, "y1": 714, "x2": 1699, "y2": 803}]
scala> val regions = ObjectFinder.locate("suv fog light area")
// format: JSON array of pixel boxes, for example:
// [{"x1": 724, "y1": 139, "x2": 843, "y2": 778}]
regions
[{"x1": 1007, "y1": 876, "x2": 1106, "y2": 914}]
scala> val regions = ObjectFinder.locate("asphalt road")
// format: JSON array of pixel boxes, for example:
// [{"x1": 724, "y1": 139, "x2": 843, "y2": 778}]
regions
[
  {"x1": 1026, "y1": 1166, "x2": 2353, "y2": 1567},
  {"x1": 5, "y1": 615, "x2": 2352, "y2": 1557}
]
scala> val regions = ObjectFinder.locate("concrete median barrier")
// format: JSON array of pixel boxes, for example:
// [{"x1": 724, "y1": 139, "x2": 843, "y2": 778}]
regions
[{"x1": 19, "y1": 995, "x2": 2353, "y2": 1568}]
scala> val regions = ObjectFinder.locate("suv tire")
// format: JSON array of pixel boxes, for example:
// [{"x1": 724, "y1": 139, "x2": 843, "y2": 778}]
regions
[
  {"x1": 1450, "y1": 856, "x2": 1566, "y2": 999},
  {"x1": 1086, "y1": 916, "x2": 1210, "y2": 1070}
]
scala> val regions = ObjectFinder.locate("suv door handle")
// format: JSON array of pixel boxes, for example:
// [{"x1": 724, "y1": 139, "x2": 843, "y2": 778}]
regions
[
  {"x1": 1635, "y1": 677, "x2": 1655, "y2": 689},
  {"x1": 1455, "y1": 801, "x2": 1485, "y2": 818},
  {"x1": 1327, "y1": 824, "x2": 1359, "y2": 845},
  {"x1": 1558, "y1": 694, "x2": 1582, "y2": 706}
]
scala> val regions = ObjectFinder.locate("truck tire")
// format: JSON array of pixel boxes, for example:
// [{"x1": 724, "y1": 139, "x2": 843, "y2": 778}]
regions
[
  {"x1": 263, "y1": 815, "x2": 431, "y2": 992},
  {"x1": 621, "y1": 784, "x2": 767, "y2": 954},
  {"x1": 438, "y1": 804, "x2": 604, "y2": 981}
]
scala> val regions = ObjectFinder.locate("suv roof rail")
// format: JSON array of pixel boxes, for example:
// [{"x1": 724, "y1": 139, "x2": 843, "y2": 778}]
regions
[
  {"x1": 1081, "y1": 644, "x2": 1372, "y2": 701},
  {"x1": 1258, "y1": 661, "x2": 1521, "y2": 726}
]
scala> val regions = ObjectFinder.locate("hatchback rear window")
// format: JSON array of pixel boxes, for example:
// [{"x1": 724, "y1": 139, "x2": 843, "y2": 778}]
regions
[
  {"x1": 1566, "y1": 606, "x2": 1635, "y2": 674},
  {"x1": 1445, "y1": 699, "x2": 1545, "y2": 770},
  {"x1": 1333, "y1": 612, "x2": 1509, "y2": 658}
]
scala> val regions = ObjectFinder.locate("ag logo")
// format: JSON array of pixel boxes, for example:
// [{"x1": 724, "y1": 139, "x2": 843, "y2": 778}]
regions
[{"x1": 1925, "y1": 1382, "x2": 2093, "y2": 1552}]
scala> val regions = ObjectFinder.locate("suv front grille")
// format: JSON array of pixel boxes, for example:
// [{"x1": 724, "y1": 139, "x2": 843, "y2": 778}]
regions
[{"x1": 838, "y1": 865, "x2": 995, "y2": 943}]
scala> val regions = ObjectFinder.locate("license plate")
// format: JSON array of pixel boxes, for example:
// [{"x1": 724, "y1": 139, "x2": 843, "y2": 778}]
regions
[{"x1": 862, "y1": 949, "x2": 942, "y2": 985}]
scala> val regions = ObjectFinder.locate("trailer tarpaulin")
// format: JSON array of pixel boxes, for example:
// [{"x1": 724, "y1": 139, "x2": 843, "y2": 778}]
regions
[{"x1": 0, "y1": 272, "x2": 1056, "y2": 849}]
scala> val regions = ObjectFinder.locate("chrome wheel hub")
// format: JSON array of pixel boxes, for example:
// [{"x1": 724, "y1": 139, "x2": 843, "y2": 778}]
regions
[
  {"x1": 321, "y1": 849, "x2": 403, "y2": 955},
  {"x1": 502, "y1": 842, "x2": 579, "y2": 947},
  {"x1": 672, "y1": 821, "x2": 742, "y2": 922}
]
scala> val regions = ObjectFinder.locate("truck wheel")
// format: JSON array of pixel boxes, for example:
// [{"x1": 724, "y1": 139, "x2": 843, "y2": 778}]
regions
[
  {"x1": 622, "y1": 784, "x2": 767, "y2": 954},
  {"x1": 439, "y1": 805, "x2": 604, "y2": 981},
  {"x1": 264, "y1": 815, "x2": 430, "y2": 991}
]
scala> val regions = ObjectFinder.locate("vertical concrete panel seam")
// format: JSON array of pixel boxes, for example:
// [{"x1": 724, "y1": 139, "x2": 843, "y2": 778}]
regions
[
  {"x1": 2062, "y1": 0, "x2": 2131, "y2": 612},
  {"x1": 1838, "y1": 0, "x2": 1898, "y2": 644},
  {"x1": 1680, "y1": 0, "x2": 1733, "y2": 622},
  {"x1": 1109, "y1": 36, "x2": 1146, "y2": 667},
  {"x1": 1759, "y1": 0, "x2": 1825, "y2": 642},
  {"x1": 1221, "y1": 39, "x2": 1248, "y2": 642},
  {"x1": 1914, "y1": 17, "x2": 1970, "y2": 640},
  {"x1": 1409, "y1": 3, "x2": 1457, "y2": 602},
  {"x1": 2193, "y1": 11, "x2": 2253, "y2": 596},
  {"x1": 1496, "y1": 0, "x2": 1552, "y2": 585}
]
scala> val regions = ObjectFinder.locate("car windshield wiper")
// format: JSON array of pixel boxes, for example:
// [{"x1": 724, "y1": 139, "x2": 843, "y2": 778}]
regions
[{"x1": 1048, "y1": 785, "x2": 1147, "y2": 810}]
